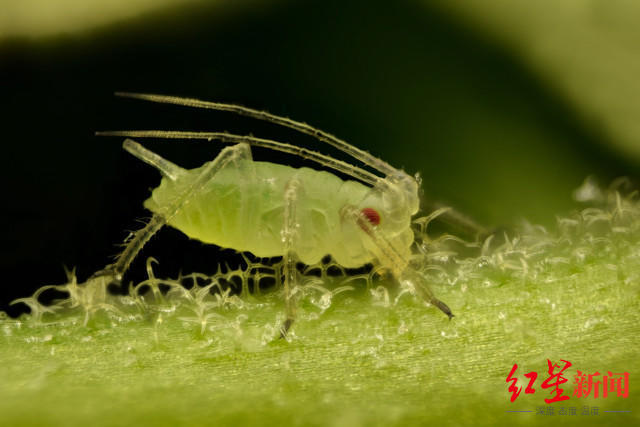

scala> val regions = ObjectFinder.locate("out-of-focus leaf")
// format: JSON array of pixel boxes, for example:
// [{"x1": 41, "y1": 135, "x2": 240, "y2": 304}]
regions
[
  {"x1": 0, "y1": 0, "x2": 201, "y2": 38},
  {"x1": 430, "y1": 0, "x2": 640, "y2": 163}
]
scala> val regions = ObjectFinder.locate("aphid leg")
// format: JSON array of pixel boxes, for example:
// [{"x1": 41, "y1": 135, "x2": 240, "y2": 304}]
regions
[
  {"x1": 122, "y1": 139, "x2": 185, "y2": 181},
  {"x1": 422, "y1": 200, "x2": 490, "y2": 242},
  {"x1": 280, "y1": 177, "x2": 302, "y2": 338},
  {"x1": 343, "y1": 206, "x2": 454, "y2": 319},
  {"x1": 400, "y1": 270, "x2": 454, "y2": 320},
  {"x1": 91, "y1": 140, "x2": 253, "y2": 285}
]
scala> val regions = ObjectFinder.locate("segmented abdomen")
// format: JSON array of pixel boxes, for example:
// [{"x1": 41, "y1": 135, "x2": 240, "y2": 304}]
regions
[{"x1": 144, "y1": 160, "x2": 375, "y2": 267}]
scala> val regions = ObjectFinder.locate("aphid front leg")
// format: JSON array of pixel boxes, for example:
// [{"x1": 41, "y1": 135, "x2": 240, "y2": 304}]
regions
[
  {"x1": 279, "y1": 177, "x2": 302, "y2": 338},
  {"x1": 91, "y1": 140, "x2": 253, "y2": 285},
  {"x1": 344, "y1": 205, "x2": 454, "y2": 319}
]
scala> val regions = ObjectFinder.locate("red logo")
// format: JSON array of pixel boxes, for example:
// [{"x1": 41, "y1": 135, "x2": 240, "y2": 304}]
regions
[{"x1": 506, "y1": 360, "x2": 629, "y2": 403}]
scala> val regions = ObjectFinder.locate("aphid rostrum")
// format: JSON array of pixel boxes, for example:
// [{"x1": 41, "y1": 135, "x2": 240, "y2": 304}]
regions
[{"x1": 95, "y1": 93, "x2": 459, "y2": 336}]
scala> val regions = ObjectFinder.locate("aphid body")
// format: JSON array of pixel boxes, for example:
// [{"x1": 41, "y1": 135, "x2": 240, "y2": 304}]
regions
[
  {"x1": 96, "y1": 93, "x2": 455, "y2": 336},
  {"x1": 147, "y1": 158, "x2": 416, "y2": 268}
]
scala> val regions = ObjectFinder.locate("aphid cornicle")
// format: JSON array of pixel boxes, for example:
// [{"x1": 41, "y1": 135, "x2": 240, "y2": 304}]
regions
[{"x1": 94, "y1": 92, "x2": 455, "y2": 337}]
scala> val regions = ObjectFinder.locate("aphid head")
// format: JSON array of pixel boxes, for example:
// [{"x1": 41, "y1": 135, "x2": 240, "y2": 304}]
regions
[
  {"x1": 354, "y1": 171, "x2": 420, "y2": 263},
  {"x1": 358, "y1": 171, "x2": 420, "y2": 231},
  {"x1": 364, "y1": 171, "x2": 420, "y2": 230},
  {"x1": 360, "y1": 207, "x2": 381, "y2": 226},
  {"x1": 385, "y1": 170, "x2": 420, "y2": 215}
]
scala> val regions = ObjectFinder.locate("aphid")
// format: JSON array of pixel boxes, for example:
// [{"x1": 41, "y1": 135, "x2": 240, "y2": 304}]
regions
[{"x1": 94, "y1": 92, "x2": 459, "y2": 337}]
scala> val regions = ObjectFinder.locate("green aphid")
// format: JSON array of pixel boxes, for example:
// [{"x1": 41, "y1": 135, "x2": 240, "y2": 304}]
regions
[{"x1": 95, "y1": 93, "x2": 460, "y2": 337}]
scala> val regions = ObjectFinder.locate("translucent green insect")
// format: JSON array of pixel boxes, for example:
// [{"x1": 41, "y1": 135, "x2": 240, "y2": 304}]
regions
[{"x1": 95, "y1": 92, "x2": 459, "y2": 337}]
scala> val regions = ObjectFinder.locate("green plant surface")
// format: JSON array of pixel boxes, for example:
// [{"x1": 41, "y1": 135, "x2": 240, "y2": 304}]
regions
[{"x1": 2, "y1": 188, "x2": 639, "y2": 426}]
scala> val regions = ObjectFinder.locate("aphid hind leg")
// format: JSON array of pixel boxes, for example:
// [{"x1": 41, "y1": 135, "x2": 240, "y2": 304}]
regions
[
  {"x1": 279, "y1": 177, "x2": 302, "y2": 339},
  {"x1": 344, "y1": 206, "x2": 454, "y2": 319},
  {"x1": 122, "y1": 139, "x2": 185, "y2": 181},
  {"x1": 91, "y1": 140, "x2": 253, "y2": 284}
]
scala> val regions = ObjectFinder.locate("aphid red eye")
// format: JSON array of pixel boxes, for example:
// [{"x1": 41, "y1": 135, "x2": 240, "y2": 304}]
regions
[{"x1": 361, "y1": 208, "x2": 381, "y2": 226}]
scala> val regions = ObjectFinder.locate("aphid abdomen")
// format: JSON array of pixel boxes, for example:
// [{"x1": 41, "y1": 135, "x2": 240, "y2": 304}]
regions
[
  {"x1": 143, "y1": 159, "x2": 376, "y2": 265},
  {"x1": 252, "y1": 163, "x2": 376, "y2": 266},
  {"x1": 144, "y1": 158, "x2": 259, "y2": 252}
]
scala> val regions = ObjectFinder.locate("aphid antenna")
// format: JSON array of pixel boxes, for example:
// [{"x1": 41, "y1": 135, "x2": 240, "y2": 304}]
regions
[
  {"x1": 113, "y1": 92, "x2": 401, "y2": 177},
  {"x1": 97, "y1": 130, "x2": 380, "y2": 186}
]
